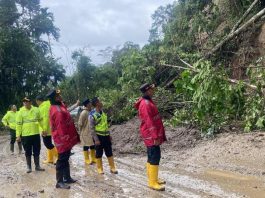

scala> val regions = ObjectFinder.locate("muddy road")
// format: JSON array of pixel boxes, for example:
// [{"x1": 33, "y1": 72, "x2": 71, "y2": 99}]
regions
[{"x1": 1, "y1": 125, "x2": 265, "y2": 197}]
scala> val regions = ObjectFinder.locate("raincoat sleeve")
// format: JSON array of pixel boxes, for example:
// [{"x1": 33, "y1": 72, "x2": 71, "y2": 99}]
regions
[
  {"x1": 1, "y1": 112, "x2": 9, "y2": 126},
  {"x1": 89, "y1": 114, "x2": 99, "y2": 142},
  {"x1": 39, "y1": 107, "x2": 49, "y2": 132},
  {"x1": 67, "y1": 104, "x2": 78, "y2": 112},
  {"x1": 36, "y1": 108, "x2": 43, "y2": 132},
  {"x1": 16, "y1": 111, "x2": 22, "y2": 137},
  {"x1": 78, "y1": 110, "x2": 85, "y2": 133},
  {"x1": 140, "y1": 102, "x2": 159, "y2": 140}
]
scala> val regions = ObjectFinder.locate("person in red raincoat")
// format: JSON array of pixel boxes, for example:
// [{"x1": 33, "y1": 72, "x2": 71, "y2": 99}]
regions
[
  {"x1": 134, "y1": 83, "x2": 167, "y2": 191},
  {"x1": 46, "y1": 89, "x2": 80, "y2": 189}
]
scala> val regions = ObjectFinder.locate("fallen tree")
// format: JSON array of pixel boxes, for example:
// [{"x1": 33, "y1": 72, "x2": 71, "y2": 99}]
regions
[
  {"x1": 161, "y1": 60, "x2": 258, "y2": 91},
  {"x1": 205, "y1": 5, "x2": 265, "y2": 58}
]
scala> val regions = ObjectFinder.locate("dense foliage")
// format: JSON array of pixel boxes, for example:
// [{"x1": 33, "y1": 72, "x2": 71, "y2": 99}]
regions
[
  {"x1": 0, "y1": 0, "x2": 65, "y2": 113},
  {"x1": 2, "y1": 0, "x2": 265, "y2": 134},
  {"x1": 57, "y1": 0, "x2": 265, "y2": 132}
]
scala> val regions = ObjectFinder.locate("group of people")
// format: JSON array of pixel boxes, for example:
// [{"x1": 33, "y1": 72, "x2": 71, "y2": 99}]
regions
[{"x1": 1, "y1": 83, "x2": 167, "y2": 191}]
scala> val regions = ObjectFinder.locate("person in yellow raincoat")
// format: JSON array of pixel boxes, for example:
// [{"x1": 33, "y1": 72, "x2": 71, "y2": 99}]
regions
[
  {"x1": 36, "y1": 95, "x2": 58, "y2": 164},
  {"x1": 16, "y1": 97, "x2": 45, "y2": 173},
  {"x1": 2, "y1": 105, "x2": 22, "y2": 154}
]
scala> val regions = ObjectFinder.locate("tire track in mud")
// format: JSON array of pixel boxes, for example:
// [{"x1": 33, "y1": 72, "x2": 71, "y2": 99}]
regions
[
  {"x1": 113, "y1": 160, "x2": 197, "y2": 197},
  {"x1": 71, "y1": 148, "x2": 240, "y2": 198},
  {"x1": 0, "y1": 136, "x2": 9, "y2": 156},
  {"x1": 115, "y1": 157, "x2": 241, "y2": 198},
  {"x1": 70, "y1": 147, "x2": 196, "y2": 197},
  {"x1": 70, "y1": 148, "x2": 176, "y2": 198},
  {"x1": 0, "y1": 136, "x2": 243, "y2": 198}
]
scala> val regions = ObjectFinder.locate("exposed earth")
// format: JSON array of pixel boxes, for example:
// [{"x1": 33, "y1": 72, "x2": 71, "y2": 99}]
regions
[{"x1": 1, "y1": 118, "x2": 265, "y2": 197}]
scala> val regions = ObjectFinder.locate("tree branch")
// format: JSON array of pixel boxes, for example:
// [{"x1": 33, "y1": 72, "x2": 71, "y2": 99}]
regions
[
  {"x1": 164, "y1": 76, "x2": 179, "y2": 88},
  {"x1": 231, "y1": 0, "x2": 260, "y2": 32},
  {"x1": 226, "y1": 78, "x2": 257, "y2": 90},
  {"x1": 231, "y1": 65, "x2": 265, "y2": 69},
  {"x1": 161, "y1": 64, "x2": 194, "y2": 71},
  {"x1": 161, "y1": 62, "x2": 259, "y2": 91},
  {"x1": 205, "y1": 7, "x2": 265, "y2": 58},
  {"x1": 176, "y1": 55, "x2": 197, "y2": 70}
]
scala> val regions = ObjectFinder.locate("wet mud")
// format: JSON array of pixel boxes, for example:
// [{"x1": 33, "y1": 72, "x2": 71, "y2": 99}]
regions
[{"x1": 1, "y1": 127, "x2": 265, "y2": 197}]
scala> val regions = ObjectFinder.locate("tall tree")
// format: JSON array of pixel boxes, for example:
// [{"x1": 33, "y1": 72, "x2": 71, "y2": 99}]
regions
[{"x1": 0, "y1": 0, "x2": 65, "y2": 113}]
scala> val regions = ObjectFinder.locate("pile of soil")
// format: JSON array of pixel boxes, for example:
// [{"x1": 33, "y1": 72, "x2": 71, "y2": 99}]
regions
[
  {"x1": 111, "y1": 117, "x2": 143, "y2": 154},
  {"x1": 111, "y1": 117, "x2": 201, "y2": 155},
  {"x1": 164, "y1": 125, "x2": 201, "y2": 152}
]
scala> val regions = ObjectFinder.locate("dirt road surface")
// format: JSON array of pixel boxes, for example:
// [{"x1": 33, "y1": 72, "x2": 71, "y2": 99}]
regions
[{"x1": 1, "y1": 121, "x2": 265, "y2": 197}]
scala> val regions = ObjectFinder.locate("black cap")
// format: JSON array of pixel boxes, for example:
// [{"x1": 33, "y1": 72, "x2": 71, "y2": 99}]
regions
[
  {"x1": 91, "y1": 97, "x2": 99, "y2": 107},
  {"x1": 46, "y1": 89, "x2": 61, "y2": 99},
  {"x1": 22, "y1": 97, "x2": 31, "y2": 102},
  {"x1": 46, "y1": 90, "x2": 56, "y2": 99},
  {"x1": 139, "y1": 83, "x2": 155, "y2": 93},
  {"x1": 36, "y1": 95, "x2": 45, "y2": 101},
  {"x1": 82, "y1": 98, "x2": 90, "y2": 106}
]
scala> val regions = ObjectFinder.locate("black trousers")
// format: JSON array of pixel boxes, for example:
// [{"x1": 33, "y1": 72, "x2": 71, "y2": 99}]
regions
[
  {"x1": 56, "y1": 150, "x2": 71, "y2": 171},
  {"x1": 95, "y1": 135, "x2": 113, "y2": 158},
  {"x1": 42, "y1": 135, "x2": 55, "y2": 150},
  {"x1": 147, "y1": 145, "x2": 161, "y2": 165},
  {"x1": 21, "y1": 134, "x2": 41, "y2": 157},
  {"x1": 10, "y1": 129, "x2": 16, "y2": 144},
  {"x1": 83, "y1": 145, "x2": 95, "y2": 151}
]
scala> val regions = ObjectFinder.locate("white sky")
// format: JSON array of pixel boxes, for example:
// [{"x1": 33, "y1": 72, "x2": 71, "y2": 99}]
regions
[{"x1": 41, "y1": 0, "x2": 174, "y2": 73}]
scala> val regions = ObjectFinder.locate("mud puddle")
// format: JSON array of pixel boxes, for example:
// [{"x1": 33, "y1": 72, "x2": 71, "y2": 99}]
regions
[{"x1": 203, "y1": 169, "x2": 265, "y2": 198}]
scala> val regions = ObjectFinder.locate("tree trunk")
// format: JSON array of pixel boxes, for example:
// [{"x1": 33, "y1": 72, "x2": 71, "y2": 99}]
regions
[{"x1": 205, "y1": 7, "x2": 265, "y2": 58}]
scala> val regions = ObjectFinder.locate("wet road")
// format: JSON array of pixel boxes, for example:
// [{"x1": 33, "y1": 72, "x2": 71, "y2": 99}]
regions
[{"x1": 0, "y1": 135, "x2": 265, "y2": 198}]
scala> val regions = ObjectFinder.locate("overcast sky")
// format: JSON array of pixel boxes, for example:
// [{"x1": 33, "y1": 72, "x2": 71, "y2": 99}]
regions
[{"x1": 41, "y1": 0, "x2": 174, "y2": 72}]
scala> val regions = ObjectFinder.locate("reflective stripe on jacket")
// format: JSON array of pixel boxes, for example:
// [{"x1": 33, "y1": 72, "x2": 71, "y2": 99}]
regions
[
  {"x1": 39, "y1": 100, "x2": 51, "y2": 135},
  {"x1": 16, "y1": 106, "x2": 42, "y2": 137},
  {"x1": 2, "y1": 111, "x2": 17, "y2": 130}
]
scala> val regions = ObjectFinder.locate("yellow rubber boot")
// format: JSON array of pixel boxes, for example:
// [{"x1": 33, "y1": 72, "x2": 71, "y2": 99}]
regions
[
  {"x1": 107, "y1": 156, "x2": 118, "y2": 174},
  {"x1": 149, "y1": 165, "x2": 165, "y2": 191},
  {"x1": 146, "y1": 163, "x2": 150, "y2": 185},
  {"x1": 96, "y1": 158, "x2": 104, "y2": 174},
  {"x1": 83, "y1": 151, "x2": 92, "y2": 165},
  {"x1": 90, "y1": 149, "x2": 97, "y2": 163},
  {"x1": 52, "y1": 147, "x2": 58, "y2": 164},
  {"x1": 43, "y1": 149, "x2": 53, "y2": 164},
  {"x1": 147, "y1": 163, "x2": 165, "y2": 185}
]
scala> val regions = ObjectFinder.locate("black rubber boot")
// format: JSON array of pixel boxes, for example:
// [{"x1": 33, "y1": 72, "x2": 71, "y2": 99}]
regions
[
  {"x1": 63, "y1": 166, "x2": 77, "y2": 184},
  {"x1": 56, "y1": 169, "x2": 70, "y2": 189},
  {"x1": 10, "y1": 144, "x2": 14, "y2": 154},
  {"x1": 26, "y1": 156, "x2": 32, "y2": 173},
  {"x1": 34, "y1": 156, "x2": 45, "y2": 171},
  {"x1": 18, "y1": 142, "x2": 22, "y2": 154}
]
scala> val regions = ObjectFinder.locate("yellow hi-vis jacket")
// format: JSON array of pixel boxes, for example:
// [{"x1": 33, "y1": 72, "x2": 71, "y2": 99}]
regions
[
  {"x1": 38, "y1": 100, "x2": 51, "y2": 136},
  {"x1": 16, "y1": 106, "x2": 42, "y2": 137},
  {"x1": 2, "y1": 111, "x2": 17, "y2": 130},
  {"x1": 92, "y1": 111, "x2": 109, "y2": 136}
]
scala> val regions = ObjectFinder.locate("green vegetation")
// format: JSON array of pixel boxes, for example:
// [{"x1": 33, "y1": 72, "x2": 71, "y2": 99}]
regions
[
  {"x1": 0, "y1": 0, "x2": 64, "y2": 112},
  {"x1": 1, "y1": 0, "x2": 265, "y2": 134}
]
